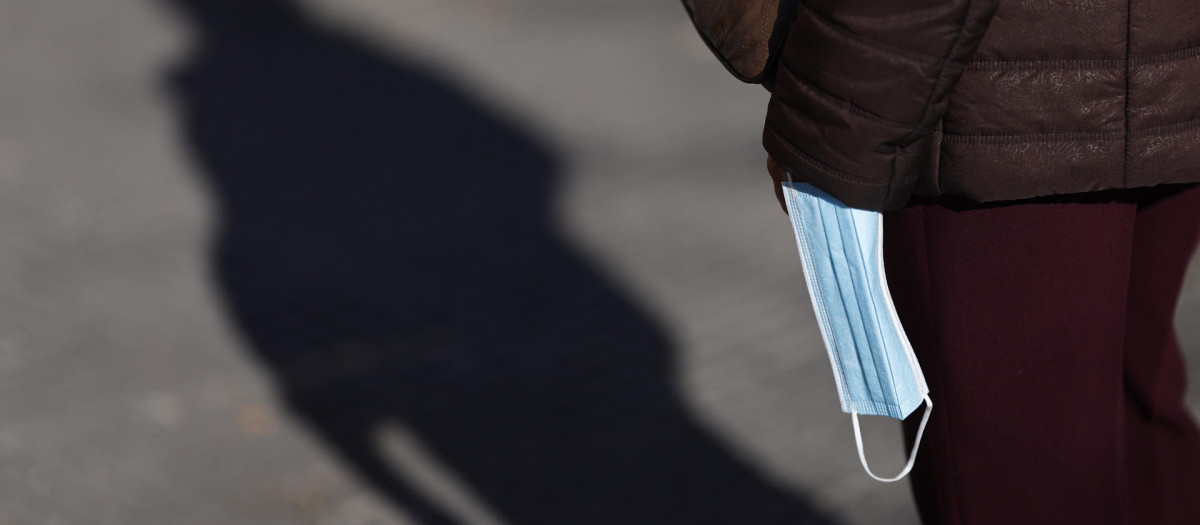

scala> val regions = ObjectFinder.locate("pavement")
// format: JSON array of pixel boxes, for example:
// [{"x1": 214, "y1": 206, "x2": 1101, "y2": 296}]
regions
[{"x1": 0, "y1": 1, "x2": 1197, "y2": 524}]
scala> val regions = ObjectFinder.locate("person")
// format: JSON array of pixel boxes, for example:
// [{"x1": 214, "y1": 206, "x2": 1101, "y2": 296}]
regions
[{"x1": 760, "y1": 1, "x2": 1200, "y2": 523}]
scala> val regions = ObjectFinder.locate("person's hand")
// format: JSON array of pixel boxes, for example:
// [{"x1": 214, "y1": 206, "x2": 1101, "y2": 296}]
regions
[{"x1": 767, "y1": 155, "x2": 789, "y2": 215}]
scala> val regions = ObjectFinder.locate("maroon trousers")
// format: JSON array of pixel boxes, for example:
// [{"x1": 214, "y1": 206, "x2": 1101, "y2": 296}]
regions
[{"x1": 882, "y1": 182, "x2": 1200, "y2": 524}]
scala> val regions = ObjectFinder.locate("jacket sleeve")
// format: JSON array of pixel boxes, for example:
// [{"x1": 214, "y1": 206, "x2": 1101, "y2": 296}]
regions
[{"x1": 762, "y1": 0, "x2": 1000, "y2": 211}]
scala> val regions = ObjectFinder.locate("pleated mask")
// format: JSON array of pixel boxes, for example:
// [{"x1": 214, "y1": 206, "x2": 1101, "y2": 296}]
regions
[{"x1": 780, "y1": 174, "x2": 932, "y2": 483}]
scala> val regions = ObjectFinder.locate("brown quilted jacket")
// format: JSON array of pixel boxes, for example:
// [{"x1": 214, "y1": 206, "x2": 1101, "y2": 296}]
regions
[{"x1": 760, "y1": 0, "x2": 1200, "y2": 210}]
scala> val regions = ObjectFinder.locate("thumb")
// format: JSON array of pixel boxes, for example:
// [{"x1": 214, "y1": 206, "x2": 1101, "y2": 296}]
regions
[{"x1": 767, "y1": 155, "x2": 789, "y2": 215}]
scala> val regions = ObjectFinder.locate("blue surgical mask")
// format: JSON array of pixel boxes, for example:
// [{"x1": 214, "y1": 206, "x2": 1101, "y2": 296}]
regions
[{"x1": 780, "y1": 174, "x2": 932, "y2": 483}]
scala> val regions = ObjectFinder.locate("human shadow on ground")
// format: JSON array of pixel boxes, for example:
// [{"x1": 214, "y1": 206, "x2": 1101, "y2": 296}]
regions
[{"x1": 161, "y1": 1, "x2": 837, "y2": 523}]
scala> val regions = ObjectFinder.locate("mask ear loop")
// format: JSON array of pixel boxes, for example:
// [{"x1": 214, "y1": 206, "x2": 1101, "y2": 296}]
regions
[{"x1": 851, "y1": 395, "x2": 933, "y2": 483}]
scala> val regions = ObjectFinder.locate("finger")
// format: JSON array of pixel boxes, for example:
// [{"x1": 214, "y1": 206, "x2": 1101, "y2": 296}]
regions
[{"x1": 767, "y1": 156, "x2": 789, "y2": 215}]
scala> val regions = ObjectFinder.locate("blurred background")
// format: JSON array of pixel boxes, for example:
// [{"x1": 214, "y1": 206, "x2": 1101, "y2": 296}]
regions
[{"x1": 0, "y1": 1, "x2": 1197, "y2": 524}]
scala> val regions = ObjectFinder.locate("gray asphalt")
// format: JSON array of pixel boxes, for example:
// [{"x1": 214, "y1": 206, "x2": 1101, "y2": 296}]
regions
[{"x1": 0, "y1": 1, "x2": 1197, "y2": 524}]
